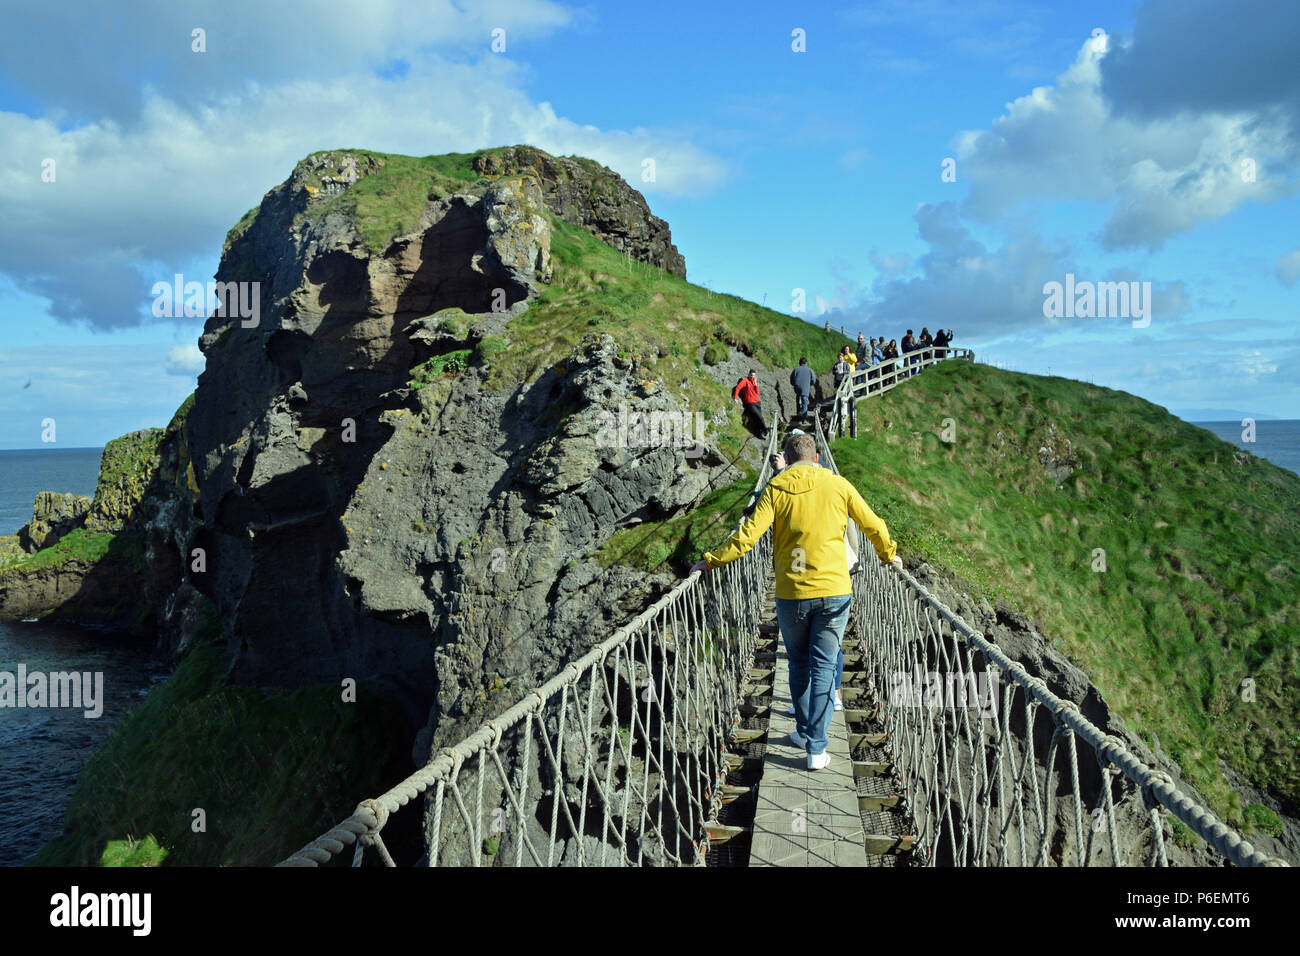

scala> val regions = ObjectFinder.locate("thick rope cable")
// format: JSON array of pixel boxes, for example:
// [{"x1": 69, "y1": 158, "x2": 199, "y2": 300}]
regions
[{"x1": 279, "y1": 372, "x2": 1284, "y2": 868}]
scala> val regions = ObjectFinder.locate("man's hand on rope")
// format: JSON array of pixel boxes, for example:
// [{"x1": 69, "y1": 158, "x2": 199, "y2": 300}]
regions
[
  {"x1": 690, "y1": 559, "x2": 712, "y2": 576},
  {"x1": 883, "y1": 556, "x2": 903, "y2": 571}
]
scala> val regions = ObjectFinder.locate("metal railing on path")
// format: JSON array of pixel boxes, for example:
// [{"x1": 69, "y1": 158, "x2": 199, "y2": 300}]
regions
[{"x1": 827, "y1": 346, "x2": 975, "y2": 439}]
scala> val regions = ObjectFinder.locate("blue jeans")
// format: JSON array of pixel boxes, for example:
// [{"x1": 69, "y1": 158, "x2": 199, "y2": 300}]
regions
[
  {"x1": 795, "y1": 389, "x2": 809, "y2": 417},
  {"x1": 775, "y1": 594, "x2": 852, "y2": 755}
]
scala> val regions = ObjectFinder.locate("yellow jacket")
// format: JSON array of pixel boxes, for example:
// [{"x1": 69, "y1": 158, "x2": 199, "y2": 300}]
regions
[{"x1": 704, "y1": 462, "x2": 897, "y2": 599}]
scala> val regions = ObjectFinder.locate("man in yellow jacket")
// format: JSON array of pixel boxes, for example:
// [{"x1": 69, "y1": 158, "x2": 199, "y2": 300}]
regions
[{"x1": 692, "y1": 432, "x2": 901, "y2": 769}]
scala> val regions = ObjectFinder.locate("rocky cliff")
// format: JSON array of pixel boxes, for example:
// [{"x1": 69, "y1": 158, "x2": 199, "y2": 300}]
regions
[
  {"x1": 17, "y1": 492, "x2": 91, "y2": 552},
  {"x1": 0, "y1": 407, "x2": 202, "y2": 635},
  {"x1": 184, "y1": 147, "x2": 728, "y2": 752}
]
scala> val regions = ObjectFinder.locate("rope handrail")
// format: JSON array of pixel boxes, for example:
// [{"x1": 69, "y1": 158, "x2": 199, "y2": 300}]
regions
[
  {"x1": 810, "y1": 412, "x2": 1287, "y2": 867},
  {"x1": 277, "y1": 350, "x2": 1288, "y2": 866},
  {"x1": 279, "y1": 414, "x2": 782, "y2": 867}
]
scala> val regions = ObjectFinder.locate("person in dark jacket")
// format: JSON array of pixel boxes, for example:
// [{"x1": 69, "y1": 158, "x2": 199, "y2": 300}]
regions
[
  {"x1": 917, "y1": 328, "x2": 933, "y2": 373},
  {"x1": 933, "y1": 327, "x2": 951, "y2": 359},
  {"x1": 855, "y1": 333, "x2": 869, "y2": 364},
  {"x1": 789, "y1": 357, "x2": 816, "y2": 421},
  {"x1": 733, "y1": 370, "x2": 769, "y2": 439}
]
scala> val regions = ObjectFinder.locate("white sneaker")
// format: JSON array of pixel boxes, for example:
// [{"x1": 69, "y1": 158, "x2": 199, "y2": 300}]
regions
[
  {"x1": 789, "y1": 730, "x2": 808, "y2": 748},
  {"x1": 834, "y1": 690, "x2": 843, "y2": 712},
  {"x1": 807, "y1": 750, "x2": 831, "y2": 771}
]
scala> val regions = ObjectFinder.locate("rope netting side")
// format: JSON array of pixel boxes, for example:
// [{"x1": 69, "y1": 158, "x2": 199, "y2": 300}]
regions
[
  {"x1": 279, "y1": 418, "x2": 782, "y2": 867},
  {"x1": 814, "y1": 416, "x2": 1285, "y2": 868}
]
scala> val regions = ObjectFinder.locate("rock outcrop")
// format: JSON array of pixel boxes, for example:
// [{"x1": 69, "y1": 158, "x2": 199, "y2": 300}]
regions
[
  {"x1": 0, "y1": 399, "x2": 204, "y2": 638},
  {"x1": 16, "y1": 492, "x2": 92, "y2": 552},
  {"x1": 0, "y1": 540, "x2": 144, "y2": 627},
  {"x1": 472, "y1": 146, "x2": 685, "y2": 278},
  {"x1": 185, "y1": 147, "x2": 723, "y2": 751}
]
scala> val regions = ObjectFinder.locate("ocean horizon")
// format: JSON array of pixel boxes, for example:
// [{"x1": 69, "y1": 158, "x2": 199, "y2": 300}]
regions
[{"x1": 1189, "y1": 419, "x2": 1299, "y2": 477}]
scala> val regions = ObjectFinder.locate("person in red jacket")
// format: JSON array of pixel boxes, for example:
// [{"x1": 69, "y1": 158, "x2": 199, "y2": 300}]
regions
[{"x1": 732, "y1": 370, "x2": 769, "y2": 440}]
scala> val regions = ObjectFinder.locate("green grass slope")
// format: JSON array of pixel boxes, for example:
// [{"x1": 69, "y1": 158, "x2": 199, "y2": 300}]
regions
[
  {"x1": 32, "y1": 605, "x2": 413, "y2": 866},
  {"x1": 831, "y1": 361, "x2": 1298, "y2": 830},
  {"x1": 517, "y1": 217, "x2": 849, "y2": 571}
]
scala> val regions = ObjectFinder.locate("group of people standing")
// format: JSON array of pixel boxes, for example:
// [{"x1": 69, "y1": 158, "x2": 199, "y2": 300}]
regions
[
  {"x1": 833, "y1": 327, "x2": 956, "y2": 388},
  {"x1": 733, "y1": 325, "x2": 957, "y2": 440}
]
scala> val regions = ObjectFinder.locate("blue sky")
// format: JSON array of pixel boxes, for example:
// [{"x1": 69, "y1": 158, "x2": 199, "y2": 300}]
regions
[{"x1": 1, "y1": 0, "x2": 1297, "y2": 449}]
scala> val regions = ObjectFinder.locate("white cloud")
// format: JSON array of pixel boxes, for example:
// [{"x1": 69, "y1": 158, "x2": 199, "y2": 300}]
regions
[
  {"x1": 956, "y1": 32, "x2": 1300, "y2": 250},
  {"x1": 1276, "y1": 248, "x2": 1300, "y2": 286},
  {"x1": 1232, "y1": 350, "x2": 1279, "y2": 377},
  {"x1": 165, "y1": 345, "x2": 206, "y2": 376},
  {"x1": 829, "y1": 202, "x2": 1076, "y2": 338},
  {"x1": 869, "y1": 252, "x2": 910, "y2": 277},
  {"x1": 0, "y1": 0, "x2": 576, "y2": 121},
  {"x1": 0, "y1": 5, "x2": 725, "y2": 332}
]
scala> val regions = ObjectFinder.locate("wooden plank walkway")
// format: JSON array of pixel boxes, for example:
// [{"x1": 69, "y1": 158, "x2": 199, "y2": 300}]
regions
[{"x1": 749, "y1": 623, "x2": 867, "y2": 867}]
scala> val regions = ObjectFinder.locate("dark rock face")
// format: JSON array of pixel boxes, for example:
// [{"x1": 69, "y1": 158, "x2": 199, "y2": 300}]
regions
[
  {"x1": 474, "y1": 146, "x2": 686, "y2": 279},
  {"x1": 185, "y1": 148, "x2": 729, "y2": 752}
]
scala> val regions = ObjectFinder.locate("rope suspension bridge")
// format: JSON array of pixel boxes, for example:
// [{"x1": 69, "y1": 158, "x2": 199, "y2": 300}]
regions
[{"x1": 279, "y1": 347, "x2": 1287, "y2": 868}]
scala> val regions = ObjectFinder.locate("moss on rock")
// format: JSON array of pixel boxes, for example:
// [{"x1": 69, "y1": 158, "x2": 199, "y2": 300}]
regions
[{"x1": 86, "y1": 429, "x2": 166, "y2": 532}]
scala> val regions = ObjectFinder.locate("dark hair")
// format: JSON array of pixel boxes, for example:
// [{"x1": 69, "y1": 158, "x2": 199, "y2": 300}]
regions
[
  {"x1": 748, "y1": 369, "x2": 756, "y2": 376},
  {"x1": 799, "y1": 357, "x2": 807, "y2": 365},
  {"x1": 906, "y1": 329, "x2": 913, "y2": 335}
]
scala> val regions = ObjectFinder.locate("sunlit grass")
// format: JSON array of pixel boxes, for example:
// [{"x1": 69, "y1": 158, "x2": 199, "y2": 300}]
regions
[{"x1": 832, "y1": 361, "x2": 1299, "y2": 829}]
